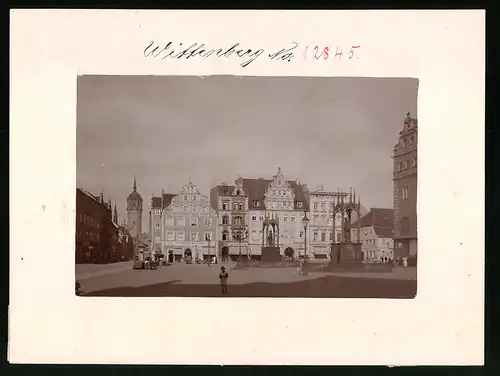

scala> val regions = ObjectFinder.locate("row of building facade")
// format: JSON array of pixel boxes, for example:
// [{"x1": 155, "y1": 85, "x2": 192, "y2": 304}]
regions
[
  {"x1": 123, "y1": 113, "x2": 418, "y2": 262},
  {"x1": 75, "y1": 188, "x2": 134, "y2": 263}
]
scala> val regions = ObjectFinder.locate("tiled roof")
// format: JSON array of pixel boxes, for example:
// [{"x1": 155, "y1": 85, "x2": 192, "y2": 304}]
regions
[
  {"x1": 151, "y1": 193, "x2": 176, "y2": 209},
  {"x1": 215, "y1": 185, "x2": 236, "y2": 195},
  {"x1": 241, "y1": 178, "x2": 309, "y2": 210},
  {"x1": 373, "y1": 225, "x2": 393, "y2": 238},
  {"x1": 351, "y1": 208, "x2": 393, "y2": 228}
]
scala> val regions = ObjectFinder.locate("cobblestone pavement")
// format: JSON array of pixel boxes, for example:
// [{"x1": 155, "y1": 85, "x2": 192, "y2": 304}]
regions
[{"x1": 78, "y1": 262, "x2": 417, "y2": 298}]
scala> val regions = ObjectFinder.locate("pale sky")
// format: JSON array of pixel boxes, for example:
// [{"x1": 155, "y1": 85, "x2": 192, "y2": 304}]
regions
[{"x1": 77, "y1": 75, "x2": 418, "y2": 229}]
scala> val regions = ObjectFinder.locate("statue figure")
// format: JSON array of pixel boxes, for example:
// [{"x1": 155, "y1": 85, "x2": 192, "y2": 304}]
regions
[{"x1": 267, "y1": 229, "x2": 274, "y2": 246}]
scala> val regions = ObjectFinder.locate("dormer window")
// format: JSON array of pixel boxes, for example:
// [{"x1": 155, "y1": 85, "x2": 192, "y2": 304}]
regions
[
  {"x1": 296, "y1": 201, "x2": 303, "y2": 208},
  {"x1": 236, "y1": 189, "x2": 241, "y2": 195},
  {"x1": 253, "y1": 200, "x2": 260, "y2": 207}
]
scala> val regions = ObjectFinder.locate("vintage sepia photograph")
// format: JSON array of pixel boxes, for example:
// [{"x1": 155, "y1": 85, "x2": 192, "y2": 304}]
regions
[{"x1": 75, "y1": 75, "x2": 418, "y2": 298}]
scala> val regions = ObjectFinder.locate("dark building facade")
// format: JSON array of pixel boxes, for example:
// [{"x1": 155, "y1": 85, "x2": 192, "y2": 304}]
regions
[
  {"x1": 75, "y1": 188, "x2": 112, "y2": 263},
  {"x1": 393, "y1": 112, "x2": 418, "y2": 258}
]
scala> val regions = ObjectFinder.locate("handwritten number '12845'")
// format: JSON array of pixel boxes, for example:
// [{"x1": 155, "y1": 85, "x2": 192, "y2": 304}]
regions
[{"x1": 303, "y1": 45, "x2": 360, "y2": 60}]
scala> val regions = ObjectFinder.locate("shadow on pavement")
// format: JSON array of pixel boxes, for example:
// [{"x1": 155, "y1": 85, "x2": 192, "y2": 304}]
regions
[{"x1": 84, "y1": 275, "x2": 417, "y2": 298}]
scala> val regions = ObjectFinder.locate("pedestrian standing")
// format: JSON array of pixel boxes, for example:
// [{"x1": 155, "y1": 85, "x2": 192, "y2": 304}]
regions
[{"x1": 219, "y1": 266, "x2": 228, "y2": 295}]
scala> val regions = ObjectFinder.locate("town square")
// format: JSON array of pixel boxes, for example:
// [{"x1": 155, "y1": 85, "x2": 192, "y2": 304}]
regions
[
  {"x1": 76, "y1": 259, "x2": 417, "y2": 298},
  {"x1": 75, "y1": 75, "x2": 418, "y2": 298}
]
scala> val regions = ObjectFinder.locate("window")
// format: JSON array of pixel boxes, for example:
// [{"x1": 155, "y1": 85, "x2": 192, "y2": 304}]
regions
[
  {"x1": 184, "y1": 195, "x2": 188, "y2": 201},
  {"x1": 320, "y1": 202, "x2": 326, "y2": 212},
  {"x1": 253, "y1": 200, "x2": 260, "y2": 207},
  {"x1": 296, "y1": 201, "x2": 303, "y2": 208},
  {"x1": 403, "y1": 160, "x2": 408, "y2": 169},
  {"x1": 193, "y1": 195, "x2": 197, "y2": 201},
  {"x1": 321, "y1": 215, "x2": 327, "y2": 223},
  {"x1": 204, "y1": 232, "x2": 212, "y2": 241},
  {"x1": 192, "y1": 206, "x2": 198, "y2": 213},
  {"x1": 177, "y1": 232, "x2": 185, "y2": 241},
  {"x1": 259, "y1": 216, "x2": 264, "y2": 221},
  {"x1": 284, "y1": 230, "x2": 289, "y2": 238},
  {"x1": 190, "y1": 232, "x2": 199, "y2": 241},
  {"x1": 233, "y1": 203, "x2": 238, "y2": 210},
  {"x1": 190, "y1": 218, "x2": 198, "y2": 227},
  {"x1": 239, "y1": 203, "x2": 244, "y2": 210},
  {"x1": 167, "y1": 232, "x2": 175, "y2": 240},
  {"x1": 79, "y1": 213, "x2": 83, "y2": 222},
  {"x1": 313, "y1": 232, "x2": 318, "y2": 241},
  {"x1": 156, "y1": 221, "x2": 160, "y2": 229},
  {"x1": 300, "y1": 231, "x2": 304, "y2": 238},
  {"x1": 177, "y1": 217, "x2": 186, "y2": 226},
  {"x1": 222, "y1": 215, "x2": 229, "y2": 225},
  {"x1": 401, "y1": 217, "x2": 410, "y2": 230},
  {"x1": 313, "y1": 215, "x2": 319, "y2": 222},
  {"x1": 409, "y1": 136, "x2": 414, "y2": 145},
  {"x1": 412, "y1": 157, "x2": 417, "y2": 167},
  {"x1": 290, "y1": 216, "x2": 296, "y2": 222},
  {"x1": 321, "y1": 232, "x2": 326, "y2": 242},
  {"x1": 252, "y1": 215, "x2": 257, "y2": 221},
  {"x1": 252, "y1": 230, "x2": 257, "y2": 238},
  {"x1": 330, "y1": 231, "x2": 334, "y2": 241},
  {"x1": 329, "y1": 202, "x2": 334, "y2": 211},
  {"x1": 222, "y1": 230, "x2": 229, "y2": 241},
  {"x1": 398, "y1": 162, "x2": 403, "y2": 171},
  {"x1": 402, "y1": 139, "x2": 407, "y2": 148},
  {"x1": 222, "y1": 202, "x2": 229, "y2": 210},
  {"x1": 283, "y1": 216, "x2": 288, "y2": 222},
  {"x1": 183, "y1": 206, "x2": 189, "y2": 213},
  {"x1": 233, "y1": 216, "x2": 243, "y2": 225},
  {"x1": 166, "y1": 217, "x2": 174, "y2": 226},
  {"x1": 402, "y1": 186, "x2": 409, "y2": 199},
  {"x1": 313, "y1": 203, "x2": 319, "y2": 211}
]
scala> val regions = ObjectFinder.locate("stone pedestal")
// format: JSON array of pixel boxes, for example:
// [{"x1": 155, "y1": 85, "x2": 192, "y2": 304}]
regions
[
  {"x1": 330, "y1": 242, "x2": 362, "y2": 265},
  {"x1": 261, "y1": 246, "x2": 281, "y2": 262}
]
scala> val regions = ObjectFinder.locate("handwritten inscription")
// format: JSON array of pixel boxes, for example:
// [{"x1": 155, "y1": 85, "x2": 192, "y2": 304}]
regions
[
  {"x1": 303, "y1": 45, "x2": 361, "y2": 60},
  {"x1": 143, "y1": 41, "x2": 359, "y2": 67},
  {"x1": 144, "y1": 41, "x2": 265, "y2": 67}
]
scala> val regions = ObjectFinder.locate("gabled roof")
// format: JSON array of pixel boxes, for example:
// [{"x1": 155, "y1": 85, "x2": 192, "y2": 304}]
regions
[
  {"x1": 151, "y1": 193, "x2": 176, "y2": 209},
  {"x1": 351, "y1": 208, "x2": 393, "y2": 228},
  {"x1": 241, "y1": 178, "x2": 309, "y2": 210}
]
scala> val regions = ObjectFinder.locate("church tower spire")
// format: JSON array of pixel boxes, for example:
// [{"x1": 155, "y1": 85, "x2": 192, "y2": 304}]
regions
[
  {"x1": 113, "y1": 203, "x2": 118, "y2": 224},
  {"x1": 127, "y1": 174, "x2": 143, "y2": 239}
]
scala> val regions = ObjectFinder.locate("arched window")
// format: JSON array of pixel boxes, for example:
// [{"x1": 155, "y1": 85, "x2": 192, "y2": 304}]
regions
[
  {"x1": 239, "y1": 202, "x2": 243, "y2": 210},
  {"x1": 222, "y1": 229, "x2": 229, "y2": 241}
]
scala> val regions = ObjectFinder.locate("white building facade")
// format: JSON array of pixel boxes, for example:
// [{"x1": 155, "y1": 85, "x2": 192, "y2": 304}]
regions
[
  {"x1": 308, "y1": 186, "x2": 346, "y2": 259},
  {"x1": 350, "y1": 208, "x2": 394, "y2": 262},
  {"x1": 244, "y1": 167, "x2": 310, "y2": 259},
  {"x1": 159, "y1": 179, "x2": 218, "y2": 261}
]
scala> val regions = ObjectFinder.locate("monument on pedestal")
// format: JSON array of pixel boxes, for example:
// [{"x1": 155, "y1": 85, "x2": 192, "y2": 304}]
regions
[
  {"x1": 261, "y1": 212, "x2": 281, "y2": 262},
  {"x1": 330, "y1": 187, "x2": 363, "y2": 266}
]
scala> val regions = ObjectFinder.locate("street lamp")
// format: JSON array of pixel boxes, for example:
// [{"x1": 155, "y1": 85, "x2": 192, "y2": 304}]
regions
[{"x1": 302, "y1": 211, "x2": 310, "y2": 275}]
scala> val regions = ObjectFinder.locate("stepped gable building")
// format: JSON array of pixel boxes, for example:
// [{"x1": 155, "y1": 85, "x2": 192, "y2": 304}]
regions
[
  {"x1": 392, "y1": 112, "x2": 418, "y2": 258},
  {"x1": 156, "y1": 178, "x2": 218, "y2": 261},
  {"x1": 351, "y1": 208, "x2": 394, "y2": 262},
  {"x1": 210, "y1": 177, "x2": 249, "y2": 260},
  {"x1": 217, "y1": 167, "x2": 310, "y2": 259}
]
